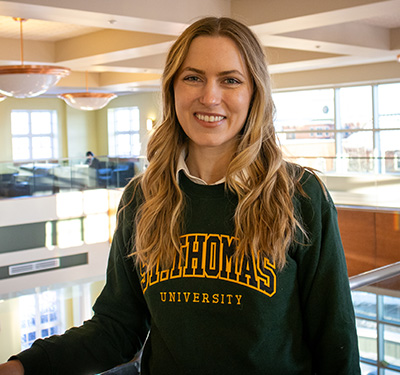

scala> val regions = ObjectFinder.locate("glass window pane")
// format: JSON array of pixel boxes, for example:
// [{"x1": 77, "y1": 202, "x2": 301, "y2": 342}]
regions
[
  {"x1": 282, "y1": 156, "x2": 336, "y2": 173},
  {"x1": 383, "y1": 296, "x2": 400, "y2": 324},
  {"x1": 11, "y1": 111, "x2": 29, "y2": 135},
  {"x1": 378, "y1": 83, "x2": 400, "y2": 116},
  {"x1": 32, "y1": 136, "x2": 52, "y2": 159},
  {"x1": 273, "y1": 89, "x2": 334, "y2": 132},
  {"x1": 360, "y1": 362, "x2": 377, "y2": 375},
  {"x1": 337, "y1": 86, "x2": 373, "y2": 130},
  {"x1": 12, "y1": 137, "x2": 30, "y2": 160},
  {"x1": 337, "y1": 130, "x2": 374, "y2": 172},
  {"x1": 131, "y1": 108, "x2": 140, "y2": 131},
  {"x1": 377, "y1": 130, "x2": 400, "y2": 173},
  {"x1": 278, "y1": 131, "x2": 335, "y2": 160},
  {"x1": 378, "y1": 83, "x2": 400, "y2": 131},
  {"x1": 41, "y1": 328, "x2": 49, "y2": 337},
  {"x1": 384, "y1": 369, "x2": 400, "y2": 374},
  {"x1": 384, "y1": 324, "x2": 400, "y2": 367},
  {"x1": 356, "y1": 318, "x2": 377, "y2": 361},
  {"x1": 352, "y1": 291, "x2": 377, "y2": 318},
  {"x1": 31, "y1": 112, "x2": 51, "y2": 134},
  {"x1": 115, "y1": 109, "x2": 131, "y2": 131},
  {"x1": 11, "y1": 110, "x2": 58, "y2": 161},
  {"x1": 378, "y1": 114, "x2": 400, "y2": 130},
  {"x1": 57, "y1": 219, "x2": 83, "y2": 248},
  {"x1": 131, "y1": 133, "x2": 141, "y2": 155},
  {"x1": 115, "y1": 134, "x2": 131, "y2": 155}
]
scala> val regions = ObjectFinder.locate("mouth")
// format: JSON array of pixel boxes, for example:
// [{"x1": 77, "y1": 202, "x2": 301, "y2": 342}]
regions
[{"x1": 195, "y1": 113, "x2": 225, "y2": 123}]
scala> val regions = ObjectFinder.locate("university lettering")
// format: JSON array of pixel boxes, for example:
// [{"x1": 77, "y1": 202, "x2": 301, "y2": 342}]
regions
[
  {"x1": 140, "y1": 233, "x2": 276, "y2": 297},
  {"x1": 159, "y1": 291, "x2": 243, "y2": 305}
]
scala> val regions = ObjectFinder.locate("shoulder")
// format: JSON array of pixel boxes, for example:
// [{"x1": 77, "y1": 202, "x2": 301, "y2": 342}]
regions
[
  {"x1": 120, "y1": 175, "x2": 143, "y2": 207},
  {"x1": 116, "y1": 175, "x2": 143, "y2": 229},
  {"x1": 292, "y1": 167, "x2": 336, "y2": 220}
]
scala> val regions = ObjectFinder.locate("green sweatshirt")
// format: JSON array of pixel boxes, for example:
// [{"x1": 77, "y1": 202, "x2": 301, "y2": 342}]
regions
[{"x1": 15, "y1": 171, "x2": 360, "y2": 374}]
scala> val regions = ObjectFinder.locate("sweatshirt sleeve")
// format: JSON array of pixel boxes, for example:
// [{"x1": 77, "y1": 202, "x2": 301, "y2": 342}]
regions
[
  {"x1": 14, "y1": 185, "x2": 151, "y2": 375},
  {"x1": 291, "y1": 173, "x2": 361, "y2": 375}
]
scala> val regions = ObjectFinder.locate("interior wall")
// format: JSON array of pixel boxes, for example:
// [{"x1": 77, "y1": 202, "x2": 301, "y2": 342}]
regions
[
  {"x1": 337, "y1": 206, "x2": 400, "y2": 277},
  {"x1": 0, "y1": 97, "x2": 66, "y2": 163},
  {"x1": 0, "y1": 91, "x2": 161, "y2": 163},
  {"x1": 271, "y1": 60, "x2": 400, "y2": 91},
  {"x1": 65, "y1": 106, "x2": 97, "y2": 160}
]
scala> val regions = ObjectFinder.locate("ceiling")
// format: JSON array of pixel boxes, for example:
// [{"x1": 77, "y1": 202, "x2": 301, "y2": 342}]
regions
[{"x1": 0, "y1": 0, "x2": 400, "y2": 97}]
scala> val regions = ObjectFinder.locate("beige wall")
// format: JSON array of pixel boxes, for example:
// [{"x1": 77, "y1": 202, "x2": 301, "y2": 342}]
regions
[{"x1": 0, "y1": 91, "x2": 160, "y2": 163}]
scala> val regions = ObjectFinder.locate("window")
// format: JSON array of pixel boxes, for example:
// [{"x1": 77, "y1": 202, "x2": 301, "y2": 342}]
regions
[
  {"x1": 274, "y1": 89, "x2": 335, "y2": 172},
  {"x1": 108, "y1": 107, "x2": 141, "y2": 156},
  {"x1": 19, "y1": 290, "x2": 63, "y2": 350},
  {"x1": 11, "y1": 110, "x2": 59, "y2": 161},
  {"x1": 272, "y1": 82, "x2": 400, "y2": 174},
  {"x1": 352, "y1": 291, "x2": 400, "y2": 374}
]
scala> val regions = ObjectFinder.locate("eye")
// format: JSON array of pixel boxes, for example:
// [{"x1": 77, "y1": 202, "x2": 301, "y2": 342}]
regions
[
  {"x1": 183, "y1": 75, "x2": 202, "y2": 83},
  {"x1": 223, "y1": 77, "x2": 242, "y2": 85}
]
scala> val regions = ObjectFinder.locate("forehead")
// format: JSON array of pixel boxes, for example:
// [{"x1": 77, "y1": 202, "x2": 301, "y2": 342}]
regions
[{"x1": 180, "y1": 36, "x2": 248, "y2": 73}]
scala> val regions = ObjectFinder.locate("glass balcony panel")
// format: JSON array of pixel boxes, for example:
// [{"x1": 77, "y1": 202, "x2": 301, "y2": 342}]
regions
[
  {"x1": 360, "y1": 362, "x2": 377, "y2": 375},
  {"x1": 384, "y1": 324, "x2": 400, "y2": 367},
  {"x1": 357, "y1": 318, "x2": 378, "y2": 362},
  {"x1": 383, "y1": 369, "x2": 400, "y2": 374},
  {"x1": 352, "y1": 291, "x2": 377, "y2": 319},
  {"x1": 383, "y1": 296, "x2": 400, "y2": 324}
]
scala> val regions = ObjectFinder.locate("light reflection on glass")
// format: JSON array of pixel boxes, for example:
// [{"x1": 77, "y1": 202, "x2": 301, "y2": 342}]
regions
[
  {"x1": 83, "y1": 189, "x2": 109, "y2": 215},
  {"x1": 57, "y1": 219, "x2": 83, "y2": 248},
  {"x1": 84, "y1": 214, "x2": 109, "y2": 244},
  {"x1": 384, "y1": 324, "x2": 400, "y2": 367},
  {"x1": 56, "y1": 191, "x2": 83, "y2": 219}
]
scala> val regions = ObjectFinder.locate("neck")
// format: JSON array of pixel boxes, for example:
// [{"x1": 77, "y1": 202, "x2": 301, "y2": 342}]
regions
[{"x1": 186, "y1": 144, "x2": 235, "y2": 184}]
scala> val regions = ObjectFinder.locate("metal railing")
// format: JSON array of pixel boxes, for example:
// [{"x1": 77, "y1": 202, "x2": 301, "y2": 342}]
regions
[{"x1": 349, "y1": 261, "x2": 400, "y2": 290}]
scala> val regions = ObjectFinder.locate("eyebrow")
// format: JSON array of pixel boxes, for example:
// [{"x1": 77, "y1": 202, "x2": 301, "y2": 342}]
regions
[{"x1": 181, "y1": 66, "x2": 246, "y2": 79}]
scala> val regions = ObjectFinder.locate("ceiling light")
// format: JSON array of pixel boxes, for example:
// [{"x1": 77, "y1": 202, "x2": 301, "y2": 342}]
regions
[
  {"x1": 0, "y1": 18, "x2": 70, "y2": 98},
  {"x1": 58, "y1": 71, "x2": 117, "y2": 111}
]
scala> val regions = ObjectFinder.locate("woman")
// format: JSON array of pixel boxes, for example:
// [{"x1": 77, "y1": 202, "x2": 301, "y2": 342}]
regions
[{"x1": 1, "y1": 17, "x2": 360, "y2": 375}]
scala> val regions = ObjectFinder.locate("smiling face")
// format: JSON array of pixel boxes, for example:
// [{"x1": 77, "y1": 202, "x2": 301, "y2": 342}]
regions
[{"x1": 173, "y1": 36, "x2": 253, "y2": 156}]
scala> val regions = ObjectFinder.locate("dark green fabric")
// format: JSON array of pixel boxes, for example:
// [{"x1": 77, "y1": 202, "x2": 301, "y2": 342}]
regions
[{"x1": 16, "y1": 171, "x2": 360, "y2": 375}]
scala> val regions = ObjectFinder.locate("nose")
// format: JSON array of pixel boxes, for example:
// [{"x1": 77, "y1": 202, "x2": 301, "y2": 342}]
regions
[{"x1": 199, "y1": 81, "x2": 221, "y2": 106}]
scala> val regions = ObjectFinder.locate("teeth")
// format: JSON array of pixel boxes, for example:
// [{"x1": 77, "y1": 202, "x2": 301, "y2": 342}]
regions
[{"x1": 196, "y1": 113, "x2": 224, "y2": 122}]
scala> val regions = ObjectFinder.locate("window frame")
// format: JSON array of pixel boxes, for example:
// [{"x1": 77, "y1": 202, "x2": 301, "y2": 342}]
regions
[
  {"x1": 107, "y1": 106, "x2": 141, "y2": 157},
  {"x1": 11, "y1": 109, "x2": 59, "y2": 161},
  {"x1": 272, "y1": 82, "x2": 400, "y2": 175}
]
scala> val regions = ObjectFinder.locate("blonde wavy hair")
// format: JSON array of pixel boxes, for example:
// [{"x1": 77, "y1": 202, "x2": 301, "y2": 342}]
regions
[{"x1": 131, "y1": 17, "x2": 306, "y2": 271}]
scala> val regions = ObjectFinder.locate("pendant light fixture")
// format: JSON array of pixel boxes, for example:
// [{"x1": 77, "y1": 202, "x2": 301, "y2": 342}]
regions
[
  {"x1": 0, "y1": 18, "x2": 70, "y2": 98},
  {"x1": 58, "y1": 71, "x2": 117, "y2": 111}
]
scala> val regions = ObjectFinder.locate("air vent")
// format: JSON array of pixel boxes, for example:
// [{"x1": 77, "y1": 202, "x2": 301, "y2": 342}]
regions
[{"x1": 9, "y1": 258, "x2": 60, "y2": 276}]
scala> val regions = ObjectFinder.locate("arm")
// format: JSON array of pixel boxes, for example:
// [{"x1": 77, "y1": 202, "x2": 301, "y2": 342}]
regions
[
  {"x1": 14, "y1": 187, "x2": 150, "y2": 375},
  {"x1": 293, "y1": 174, "x2": 360, "y2": 374}
]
